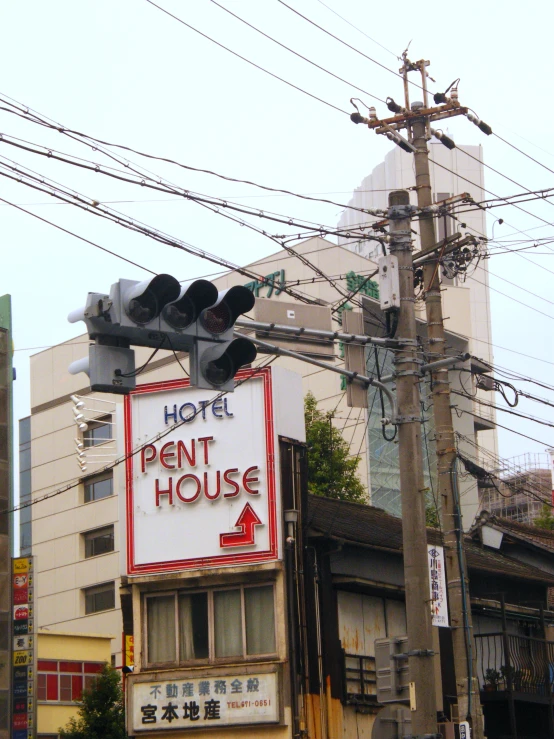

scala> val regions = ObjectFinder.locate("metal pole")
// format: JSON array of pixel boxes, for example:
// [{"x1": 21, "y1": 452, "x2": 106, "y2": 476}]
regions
[
  {"x1": 388, "y1": 189, "x2": 438, "y2": 737},
  {"x1": 410, "y1": 106, "x2": 484, "y2": 737},
  {"x1": 234, "y1": 331, "x2": 398, "y2": 421},
  {"x1": 500, "y1": 594, "x2": 518, "y2": 739}
]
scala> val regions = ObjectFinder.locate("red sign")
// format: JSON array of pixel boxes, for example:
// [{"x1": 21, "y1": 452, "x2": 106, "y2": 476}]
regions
[
  {"x1": 220, "y1": 503, "x2": 263, "y2": 547},
  {"x1": 14, "y1": 606, "x2": 28, "y2": 621}
]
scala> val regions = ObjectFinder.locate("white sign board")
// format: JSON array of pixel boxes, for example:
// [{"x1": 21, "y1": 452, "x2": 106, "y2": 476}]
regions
[
  {"x1": 427, "y1": 544, "x2": 449, "y2": 627},
  {"x1": 130, "y1": 672, "x2": 279, "y2": 731},
  {"x1": 124, "y1": 368, "x2": 281, "y2": 574}
]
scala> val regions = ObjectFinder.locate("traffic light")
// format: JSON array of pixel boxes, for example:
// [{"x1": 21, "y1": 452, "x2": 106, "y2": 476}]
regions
[
  {"x1": 192, "y1": 286, "x2": 257, "y2": 391},
  {"x1": 68, "y1": 276, "x2": 257, "y2": 394}
]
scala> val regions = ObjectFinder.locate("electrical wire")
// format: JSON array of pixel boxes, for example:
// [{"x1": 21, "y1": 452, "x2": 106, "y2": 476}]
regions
[
  {"x1": 312, "y1": 0, "x2": 399, "y2": 60},
  {"x1": 144, "y1": 0, "x2": 350, "y2": 115},
  {"x1": 4, "y1": 354, "x2": 279, "y2": 516},
  {"x1": 0, "y1": 95, "x2": 381, "y2": 215},
  {"x1": 0, "y1": 195, "x2": 157, "y2": 275},
  {"x1": 210, "y1": 0, "x2": 384, "y2": 103},
  {"x1": 452, "y1": 389, "x2": 554, "y2": 430},
  {"x1": 276, "y1": 0, "x2": 424, "y2": 96}
]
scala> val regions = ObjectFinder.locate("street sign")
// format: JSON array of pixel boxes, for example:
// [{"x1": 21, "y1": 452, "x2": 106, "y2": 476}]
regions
[
  {"x1": 129, "y1": 671, "x2": 279, "y2": 732},
  {"x1": 123, "y1": 366, "x2": 303, "y2": 575}
]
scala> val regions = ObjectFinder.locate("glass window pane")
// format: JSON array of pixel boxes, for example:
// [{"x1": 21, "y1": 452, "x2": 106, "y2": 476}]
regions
[
  {"x1": 178, "y1": 592, "x2": 209, "y2": 660},
  {"x1": 60, "y1": 674, "x2": 72, "y2": 702},
  {"x1": 84, "y1": 419, "x2": 111, "y2": 448},
  {"x1": 84, "y1": 475, "x2": 113, "y2": 503},
  {"x1": 245, "y1": 586, "x2": 276, "y2": 655},
  {"x1": 147, "y1": 596, "x2": 176, "y2": 663},
  {"x1": 214, "y1": 589, "x2": 242, "y2": 658},
  {"x1": 37, "y1": 674, "x2": 46, "y2": 701},
  {"x1": 84, "y1": 526, "x2": 114, "y2": 558},
  {"x1": 84, "y1": 583, "x2": 115, "y2": 614}
]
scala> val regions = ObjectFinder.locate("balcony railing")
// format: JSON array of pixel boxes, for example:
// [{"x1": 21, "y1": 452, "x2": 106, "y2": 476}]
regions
[{"x1": 475, "y1": 632, "x2": 554, "y2": 697}]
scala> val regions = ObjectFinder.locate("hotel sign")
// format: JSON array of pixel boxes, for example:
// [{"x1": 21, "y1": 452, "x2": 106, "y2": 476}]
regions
[
  {"x1": 130, "y1": 672, "x2": 279, "y2": 732},
  {"x1": 124, "y1": 368, "x2": 282, "y2": 575}
]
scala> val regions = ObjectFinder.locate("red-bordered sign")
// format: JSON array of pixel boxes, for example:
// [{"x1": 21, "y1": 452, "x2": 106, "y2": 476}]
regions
[{"x1": 124, "y1": 368, "x2": 278, "y2": 575}]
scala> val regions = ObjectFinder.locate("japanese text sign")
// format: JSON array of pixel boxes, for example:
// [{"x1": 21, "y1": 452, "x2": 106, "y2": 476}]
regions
[
  {"x1": 428, "y1": 544, "x2": 449, "y2": 627},
  {"x1": 130, "y1": 672, "x2": 278, "y2": 732}
]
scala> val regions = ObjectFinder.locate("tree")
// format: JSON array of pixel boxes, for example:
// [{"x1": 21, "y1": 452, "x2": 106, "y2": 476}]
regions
[
  {"x1": 59, "y1": 664, "x2": 127, "y2": 739},
  {"x1": 534, "y1": 503, "x2": 554, "y2": 531},
  {"x1": 304, "y1": 391, "x2": 366, "y2": 502}
]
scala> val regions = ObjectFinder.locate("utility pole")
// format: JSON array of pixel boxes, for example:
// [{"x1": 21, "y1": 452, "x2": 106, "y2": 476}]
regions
[
  {"x1": 350, "y1": 55, "x2": 489, "y2": 737},
  {"x1": 411, "y1": 106, "x2": 484, "y2": 738},
  {"x1": 388, "y1": 190, "x2": 438, "y2": 738}
]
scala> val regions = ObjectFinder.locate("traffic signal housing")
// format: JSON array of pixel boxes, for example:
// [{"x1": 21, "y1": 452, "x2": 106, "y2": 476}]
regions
[{"x1": 68, "y1": 276, "x2": 256, "y2": 394}]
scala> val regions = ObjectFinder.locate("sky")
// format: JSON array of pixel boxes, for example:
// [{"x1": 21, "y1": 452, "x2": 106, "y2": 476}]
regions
[{"x1": 1, "y1": 0, "x2": 553, "y2": 478}]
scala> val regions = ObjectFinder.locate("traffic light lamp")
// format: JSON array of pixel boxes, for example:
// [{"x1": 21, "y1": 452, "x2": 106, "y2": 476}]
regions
[{"x1": 68, "y1": 275, "x2": 257, "y2": 394}]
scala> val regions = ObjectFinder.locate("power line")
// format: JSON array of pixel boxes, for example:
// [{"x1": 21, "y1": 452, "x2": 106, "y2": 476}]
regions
[
  {"x1": 276, "y1": 0, "x2": 427, "y2": 96},
  {"x1": 209, "y1": 0, "x2": 384, "y2": 103},
  {"x1": 312, "y1": 0, "x2": 399, "y2": 60},
  {"x1": 493, "y1": 131, "x2": 554, "y2": 178},
  {"x1": 144, "y1": 0, "x2": 349, "y2": 116},
  {"x1": 4, "y1": 356, "x2": 279, "y2": 516},
  {"x1": 453, "y1": 406, "x2": 551, "y2": 448},
  {"x1": 452, "y1": 389, "x2": 554, "y2": 431},
  {"x1": 0, "y1": 96, "x2": 377, "y2": 215},
  {"x1": 0, "y1": 133, "x2": 368, "y2": 240},
  {"x1": 0, "y1": 195, "x2": 157, "y2": 275}
]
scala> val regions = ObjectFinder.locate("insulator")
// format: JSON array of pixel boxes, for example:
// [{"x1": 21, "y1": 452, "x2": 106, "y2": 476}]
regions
[
  {"x1": 478, "y1": 120, "x2": 492, "y2": 135},
  {"x1": 368, "y1": 107, "x2": 377, "y2": 120},
  {"x1": 432, "y1": 129, "x2": 456, "y2": 150},
  {"x1": 386, "y1": 97, "x2": 402, "y2": 114},
  {"x1": 467, "y1": 112, "x2": 492, "y2": 135}
]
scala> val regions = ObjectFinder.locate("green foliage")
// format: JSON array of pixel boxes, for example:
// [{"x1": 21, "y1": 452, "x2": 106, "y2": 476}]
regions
[
  {"x1": 59, "y1": 664, "x2": 127, "y2": 739},
  {"x1": 304, "y1": 392, "x2": 366, "y2": 503},
  {"x1": 534, "y1": 503, "x2": 554, "y2": 530},
  {"x1": 425, "y1": 502, "x2": 441, "y2": 529}
]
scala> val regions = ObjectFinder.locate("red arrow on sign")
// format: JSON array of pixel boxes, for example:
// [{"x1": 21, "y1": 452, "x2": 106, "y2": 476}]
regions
[{"x1": 219, "y1": 503, "x2": 263, "y2": 548}]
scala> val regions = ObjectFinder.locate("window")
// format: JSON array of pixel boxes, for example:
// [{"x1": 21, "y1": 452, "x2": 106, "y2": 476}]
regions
[
  {"x1": 84, "y1": 472, "x2": 113, "y2": 503},
  {"x1": 84, "y1": 582, "x2": 115, "y2": 614},
  {"x1": 83, "y1": 525, "x2": 114, "y2": 558},
  {"x1": 146, "y1": 584, "x2": 276, "y2": 666},
  {"x1": 37, "y1": 660, "x2": 103, "y2": 703},
  {"x1": 83, "y1": 416, "x2": 112, "y2": 448}
]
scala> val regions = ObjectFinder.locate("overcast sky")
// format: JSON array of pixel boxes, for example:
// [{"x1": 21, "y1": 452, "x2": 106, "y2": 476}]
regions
[{"x1": 1, "y1": 0, "x2": 553, "y2": 472}]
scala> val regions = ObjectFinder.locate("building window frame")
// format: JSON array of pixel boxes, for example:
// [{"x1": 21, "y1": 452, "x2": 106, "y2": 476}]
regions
[
  {"x1": 144, "y1": 582, "x2": 277, "y2": 668},
  {"x1": 82, "y1": 525, "x2": 115, "y2": 559},
  {"x1": 37, "y1": 660, "x2": 104, "y2": 703},
  {"x1": 83, "y1": 581, "x2": 116, "y2": 615},
  {"x1": 83, "y1": 415, "x2": 113, "y2": 448},
  {"x1": 83, "y1": 471, "x2": 113, "y2": 504}
]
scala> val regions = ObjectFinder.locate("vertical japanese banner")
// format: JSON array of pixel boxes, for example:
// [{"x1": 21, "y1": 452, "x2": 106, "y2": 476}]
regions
[
  {"x1": 11, "y1": 556, "x2": 35, "y2": 739},
  {"x1": 427, "y1": 545, "x2": 449, "y2": 627}
]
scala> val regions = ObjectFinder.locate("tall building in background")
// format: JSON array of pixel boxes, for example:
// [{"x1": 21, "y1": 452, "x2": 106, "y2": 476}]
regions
[{"x1": 338, "y1": 143, "x2": 498, "y2": 517}]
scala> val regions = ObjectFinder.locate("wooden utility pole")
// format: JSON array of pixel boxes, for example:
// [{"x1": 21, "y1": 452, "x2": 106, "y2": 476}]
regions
[
  {"x1": 389, "y1": 190, "x2": 438, "y2": 738},
  {"x1": 411, "y1": 105, "x2": 484, "y2": 738},
  {"x1": 349, "y1": 53, "x2": 488, "y2": 737}
]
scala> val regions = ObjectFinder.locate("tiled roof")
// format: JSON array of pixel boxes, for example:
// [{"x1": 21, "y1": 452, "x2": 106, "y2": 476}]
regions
[
  {"x1": 307, "y1": 495, "x2": 554, "y2": 586},
  {"x1": 487, "y1": 515, "x2": 554, "y2": 552}
]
